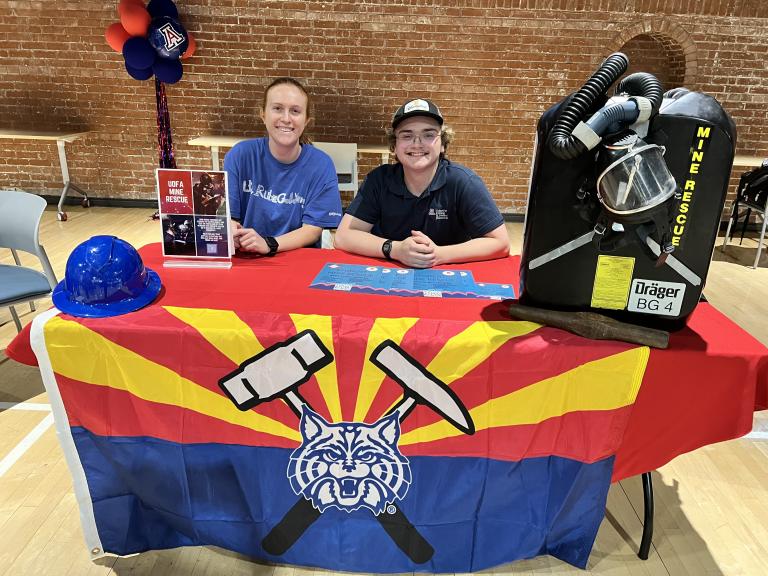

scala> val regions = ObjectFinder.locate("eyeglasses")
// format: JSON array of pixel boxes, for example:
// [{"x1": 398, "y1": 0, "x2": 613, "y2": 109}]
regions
[{"x1": 395, "y1": 129, "x2": 441, "y2": 144}]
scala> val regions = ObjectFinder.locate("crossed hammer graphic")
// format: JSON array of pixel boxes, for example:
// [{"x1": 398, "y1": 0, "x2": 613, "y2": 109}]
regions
[{"x1": 219, "y1": 330, "x2": 475, "y2": 564}]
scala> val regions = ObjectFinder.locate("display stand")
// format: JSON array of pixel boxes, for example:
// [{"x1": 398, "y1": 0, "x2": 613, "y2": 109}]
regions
[{"x1": 156, "y1": 168, "x2": 233, "y2": 269}]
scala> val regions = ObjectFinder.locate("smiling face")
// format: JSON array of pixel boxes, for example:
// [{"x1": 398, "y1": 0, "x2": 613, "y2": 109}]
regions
[
  {"x1": 260, "y1": 82, "x2": 310, "y2": 158},
  {"x1": 393, "y1": 116, "x2": 444, "y2": 175}
]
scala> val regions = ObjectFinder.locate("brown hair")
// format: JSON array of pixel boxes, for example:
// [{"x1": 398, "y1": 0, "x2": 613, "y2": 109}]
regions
[
  {"x1": 261, "y1": 77, "x2": 313, "y2": 145},
  {"x1": 386, "y1": 124, "x2": 455, "y2": 160}
]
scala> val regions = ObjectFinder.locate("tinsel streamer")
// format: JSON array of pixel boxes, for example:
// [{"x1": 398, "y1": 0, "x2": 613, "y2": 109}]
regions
[{"x1": 155, "y1": 77, "x2": 176, "y2": 169}]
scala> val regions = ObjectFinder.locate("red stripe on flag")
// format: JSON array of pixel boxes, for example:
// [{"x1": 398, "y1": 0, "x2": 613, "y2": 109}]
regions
[
  {"x1": 331, "y1": 315, "x2": 376, "y2": 420},
  {"x1": 77, "y1": 308, "x2": 301, "y2": 426},
  {"x1": 56, "y1": 374, "x2": 300, "y2": 449},
  {"x1": 401, "y1": 405, "x2": 634, "y2": 464},
  {"x1": 54, "y1": 371, "x2": 633, "y2": 463},
  {"x1": 365, "y1": 327, "x2": 635, "y2": 428}
]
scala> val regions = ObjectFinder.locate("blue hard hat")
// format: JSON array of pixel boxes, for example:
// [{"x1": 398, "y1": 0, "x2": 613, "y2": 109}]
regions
[{"x1": 52, "y1": 236, "x2": 162, "y2": 318}]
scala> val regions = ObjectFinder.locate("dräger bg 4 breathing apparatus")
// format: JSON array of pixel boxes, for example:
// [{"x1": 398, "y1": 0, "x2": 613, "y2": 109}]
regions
[{"x1": 520, "y1": 53, "x2": 736, "y2": 330}]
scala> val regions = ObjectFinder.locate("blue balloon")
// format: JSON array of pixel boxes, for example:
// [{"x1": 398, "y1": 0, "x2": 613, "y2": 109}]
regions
[
  {"x1": 125, "y1": 62, "x2": 154, "y2": 81},
  {"x1": 147, "y1": 0, "x2": 179, "y2": 19},
  {"x1": 147, "y1": 16, "x2": 188, "y2": 60},
  {"x1": 153, "y1": 58, "x2": 183, "y2": 84},
  {"x1": 122, "y1": 36, "x2": 156, "y2": 70}
]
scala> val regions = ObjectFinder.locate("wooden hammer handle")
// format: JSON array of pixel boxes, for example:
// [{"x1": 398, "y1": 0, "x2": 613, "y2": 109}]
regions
[{"x1": 508, "y1": 303, "x2": 669, "y2": 349}]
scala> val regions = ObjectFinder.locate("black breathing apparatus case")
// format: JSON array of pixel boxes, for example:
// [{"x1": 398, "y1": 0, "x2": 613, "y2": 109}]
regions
[{"x1": 520, "y1": 61, "x2": 736, "y2": 331}]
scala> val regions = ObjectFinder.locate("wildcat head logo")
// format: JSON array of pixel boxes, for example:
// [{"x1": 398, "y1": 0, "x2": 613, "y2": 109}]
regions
[{"x1": 289, "y1": 407, "x2": 411, "y2": 514}]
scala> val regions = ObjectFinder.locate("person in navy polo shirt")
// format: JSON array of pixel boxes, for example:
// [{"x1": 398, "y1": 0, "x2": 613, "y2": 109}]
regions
[
  {"x1": 224, "y1": 77, "x2": 342, "y2": 256},
  {"x1": 334, "y1": 98, "x2": 510, "y2": 267}
]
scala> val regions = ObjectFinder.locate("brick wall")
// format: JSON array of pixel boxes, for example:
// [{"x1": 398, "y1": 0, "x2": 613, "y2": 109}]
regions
[{"x1": 1, "y1": 1, "x2": 766, "y2": 216}]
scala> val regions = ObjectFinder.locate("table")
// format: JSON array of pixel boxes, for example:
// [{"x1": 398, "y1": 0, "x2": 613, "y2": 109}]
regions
[
  {"x1": 733, "y1": 155, "x2": 766, "y2": 168},
  {"x1": 188, "y1": 135, "x2": 390, "y2": 170},
  {"x1": 6, "y1": 246, "x2": 767, "y2": 573},
  {"x1": 0, "y1": 129, "x2": 90, "y2": 221}
]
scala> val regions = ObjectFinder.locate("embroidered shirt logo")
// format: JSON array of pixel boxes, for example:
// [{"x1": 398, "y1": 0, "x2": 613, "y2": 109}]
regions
[{"x1": 428, "y1": 208, "x2": 448, "y2": 220}]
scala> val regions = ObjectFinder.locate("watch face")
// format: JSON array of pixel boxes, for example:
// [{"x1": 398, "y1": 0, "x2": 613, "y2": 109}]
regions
[
  {"x1": 266, "y1": 236, "x2": 279, "y2": 254},
  {"x1": 382, "y1": 240, "x2": 392, "y2": 258}
]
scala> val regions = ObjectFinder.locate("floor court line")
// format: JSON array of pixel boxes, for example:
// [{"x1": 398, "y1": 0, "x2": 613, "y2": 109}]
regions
[
  {"x1": 0, "y1": 401, "x2": 52, "y2": 411},
  {"x1": 0, "y1": 413, "x2": 54, "y2": 477}
]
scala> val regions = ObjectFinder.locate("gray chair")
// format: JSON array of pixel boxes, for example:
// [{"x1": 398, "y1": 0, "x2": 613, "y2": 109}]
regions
[
  {"x1": 0, "y1": 190, "x2": 58, "y2": 332},
  {"x1": 314, "y1": 142, "x2": 359, "y2": 195},
  {"x1": 314, "y1": 142, "x2": 359, "y2": 249},
  {"x1": 722, "y1": 160, "x2": 768, "y2": 268}
]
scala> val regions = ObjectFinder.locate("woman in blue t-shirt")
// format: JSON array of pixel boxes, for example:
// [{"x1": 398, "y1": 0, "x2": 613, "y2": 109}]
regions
[{"x1": 224, "y1": 77, "x2": 342, "y2": 256}]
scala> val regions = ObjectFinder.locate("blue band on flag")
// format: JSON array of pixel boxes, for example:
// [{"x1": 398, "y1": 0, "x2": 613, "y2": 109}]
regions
[{"x1": 74, "y1": 427, "x2": 613, "y2": 571}]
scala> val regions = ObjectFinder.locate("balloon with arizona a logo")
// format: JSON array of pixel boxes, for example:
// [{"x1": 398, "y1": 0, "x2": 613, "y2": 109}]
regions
[{"x1": 147, "y1": 15, "x2": 189, "y2": 60}]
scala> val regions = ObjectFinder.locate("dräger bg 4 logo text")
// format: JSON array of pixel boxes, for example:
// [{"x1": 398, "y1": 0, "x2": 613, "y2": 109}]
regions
[{"x1": 627, "y1": 279, "x2": 686, "y2": 317}]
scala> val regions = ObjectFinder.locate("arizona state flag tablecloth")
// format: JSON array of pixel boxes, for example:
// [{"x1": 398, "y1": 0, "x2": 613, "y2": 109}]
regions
[{"x1": 30, "y1": 302, "x2": 648, "y2": 572}]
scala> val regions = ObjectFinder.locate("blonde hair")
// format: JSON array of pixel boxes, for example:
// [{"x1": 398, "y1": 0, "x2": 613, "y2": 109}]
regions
[{"x1": 261, "y1": 77, "x2": 313, "y2": 145}]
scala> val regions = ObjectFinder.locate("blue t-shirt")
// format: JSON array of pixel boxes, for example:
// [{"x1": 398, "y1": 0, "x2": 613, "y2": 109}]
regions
[
  {"x1": 224, "y1": 138, "x2": 343, "y2": 238},
  {"x1": 346, "y1": 159, "x2": 504, "y2": 245}
]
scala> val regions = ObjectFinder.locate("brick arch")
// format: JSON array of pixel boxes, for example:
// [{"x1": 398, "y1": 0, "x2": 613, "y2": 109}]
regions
[{"x1": 610, "y1": 19, "x2": 698, "y2": 88}]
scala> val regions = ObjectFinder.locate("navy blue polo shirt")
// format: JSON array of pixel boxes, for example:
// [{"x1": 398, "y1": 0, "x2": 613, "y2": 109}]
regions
[{"x1": 346, "y1": 159, "x2": 504, "y2": 245}]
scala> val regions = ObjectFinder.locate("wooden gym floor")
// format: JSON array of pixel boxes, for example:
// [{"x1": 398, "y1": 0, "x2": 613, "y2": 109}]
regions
[{"x1": 1, "y1": 205, "x2": 767, "y2": 576}]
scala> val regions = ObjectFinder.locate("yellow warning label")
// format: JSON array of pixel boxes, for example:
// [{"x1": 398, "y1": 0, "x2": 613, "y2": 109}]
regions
[{"x1": 591, "y1": 255, "x2": 635, "y2": 310}]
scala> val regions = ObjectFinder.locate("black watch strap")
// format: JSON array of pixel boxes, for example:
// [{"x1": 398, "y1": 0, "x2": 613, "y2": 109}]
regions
[
  {"x1": 265, "y1": 236, "x2": 279, "y2": 256},
  {"x1": 382, "y1": 239, "x2": 393, "y2": 260}
]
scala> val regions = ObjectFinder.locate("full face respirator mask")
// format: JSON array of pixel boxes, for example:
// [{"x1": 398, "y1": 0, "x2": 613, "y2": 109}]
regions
[
  {"x1": 593, "y1": 132, "x2": 681, "y2": 263},
  {"x1": 529, "y1": 58, "x2": 689, "y2": 275}
]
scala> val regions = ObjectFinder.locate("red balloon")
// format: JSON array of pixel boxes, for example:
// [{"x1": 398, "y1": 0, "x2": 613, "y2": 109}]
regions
[
  {"x1": 105, "y1": 22, "x2": 131, "y2": 53},
  {"x1": 181, "y1": 33, "x2": 196, "y2": 60},
  {"x1": 120, "y1": 3, "x2": 151, "y2": 37},
  {"x1": 118, "y1": 0, "x2": 145, "y2": 17}
]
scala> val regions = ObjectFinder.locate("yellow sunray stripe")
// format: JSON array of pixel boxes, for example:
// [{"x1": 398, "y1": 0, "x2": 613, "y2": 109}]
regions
[
  {"x1": 383, "y1": 320, "x2": 541, "y2": 416},
  {"x1": 354, "y1": 317, "x2": 420, "y2": 422},
  {"x1": 44, "y1": 316, "x2": 300, "y2": 441},
  {"x1": 400, "y1": 346, "x2": 649, "y2": 445},
  {"x1": 428, "y1": 321, "x2": 541, "y2": 384},
  {"x1": 290, "y1": 314, "x2": 341, "y2": 422},
  {"x1": 163, "y1": 306, "x2": 264, "y2": 364}
]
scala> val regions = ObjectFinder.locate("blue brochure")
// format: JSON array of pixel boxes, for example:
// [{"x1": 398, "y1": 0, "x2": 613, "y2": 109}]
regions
[
  {"x1": 466, "y1": 282, "x2": 516, "y2": 300},
  {"x1": 310, "y1": 263, "x2": 514, "y2": 300}
]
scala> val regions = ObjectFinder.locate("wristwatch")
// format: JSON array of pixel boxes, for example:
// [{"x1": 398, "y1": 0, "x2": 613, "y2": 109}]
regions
[
  {"x1": 264, "y1": 236, "x2": 279, "y2": 257},
  {"x1": 381, "y1": 239, "x2": 393, "y2": 260}
]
